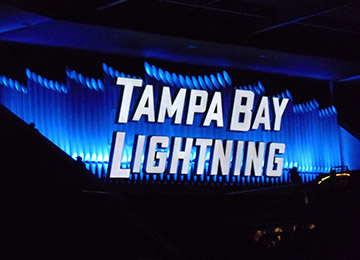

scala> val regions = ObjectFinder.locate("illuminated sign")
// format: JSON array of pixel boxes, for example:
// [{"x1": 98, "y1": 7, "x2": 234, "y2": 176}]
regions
[
  {"x1": 0, "y1": 60, "x2": 343, "y2": 186},
  {"x1": 109, "y1": 77, "x2": 289, "y2": 178}
]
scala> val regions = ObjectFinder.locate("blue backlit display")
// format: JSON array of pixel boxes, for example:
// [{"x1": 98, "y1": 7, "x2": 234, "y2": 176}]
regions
[{"x1": 0, "y1": 61, "x2": 344, "y2": 186}]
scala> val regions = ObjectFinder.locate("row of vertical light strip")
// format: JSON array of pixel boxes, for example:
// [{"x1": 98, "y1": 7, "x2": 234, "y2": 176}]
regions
[
  {"x1": 26, "y1": 69, "x2": 68, "y2": 93},
  {"x1": 1, "y1": 74, "x2": 27, "y2": 93},
  {"x1": 144, "y1": 61, "x2": 232, "y2": 90},
  {"x1": 0, "y1": 63, "x2": 342, "y2": 185},
  {"x1": 102, "y1": 63, "x2": 142, "y2": 80},
  {"x1": 65, "y1": 68, "x2": 105, "y2": 92}
]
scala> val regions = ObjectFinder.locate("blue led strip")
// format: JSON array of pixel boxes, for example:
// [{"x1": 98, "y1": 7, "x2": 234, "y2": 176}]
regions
[
  {"x1": 102, "y1": 63, "x2": 142, "y2": 80},
  {"x1": 65, "y1": 68, "x2": 105, "y2": 91},
  {"x1": 26, "y1": 68, "x2": 68, "y2": 93},
  {"x1": 1, "y1": 74, "x2": 27, "y2": 93},
  {"x1": 0, "y1": 62, "x2": 343, "y2": 185},
  {"x1": 144, "y1": 61, "x2": 232, "y2": 90}
]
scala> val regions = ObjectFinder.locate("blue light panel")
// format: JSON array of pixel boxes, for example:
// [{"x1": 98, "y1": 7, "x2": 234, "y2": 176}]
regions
[{"x1": 0, "y1": 62, "x2": 344, "y2": 186}]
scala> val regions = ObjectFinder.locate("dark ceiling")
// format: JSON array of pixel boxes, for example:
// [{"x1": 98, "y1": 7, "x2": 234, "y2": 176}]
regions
[{"x1": 2, "y1": 0, "x2": 360, "y2": 61}]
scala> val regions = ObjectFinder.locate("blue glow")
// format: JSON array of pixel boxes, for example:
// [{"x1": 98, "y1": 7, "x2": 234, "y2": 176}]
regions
[
  {"x1": 210, "y1": 74, "x2": 220, "y2": 89},
  {"x1": 204, "y1": 75, "x2": 213, "y2": 90},
  {"x1": 223, "y1": 71, "x2": 232, "y2": 86},
  {"x1": 332, "y1": 105, "x2": 337, "y2": 114},
  {"x1": 0, "y1": 62, "x2": 344, "y2": 185},
  {"x1": 97, "y1": 79, "x2": 105, "y2": 91},
  {"x1": 217, "y1": 72, "x2": 226, "y2": 88},
  {"x1": 1, "y1": 76, "x2": 7, "y2": 87},
  {"x1": 165, "y1": 71, "x2": 173, "y2": 86},
  {"x1": 192, "y1": 76, "x2": 200, "y2": 89},
  {"x1": 178, "y1": 74, "x2": 186, "y2": 88},
  {"x1": 102, "y1": 63, "x2": 108, "y2": 75},
  {"x1": 109, "y1": 67, "x2": 115, "y2": 78},
  {"x1": 198, "y1": 76, "x2": 206, "y2": 90},
  {"x1": 158, "y1": 68, "x2": 166, "y2": 83},
  {"x1": 26, "y1": 68, "x2": 31, "y2": 78},
  {"x1": 44, "y1": 78, "x2": 49, "y2": 88},
  {"x1": 9, "y1": 78, "x2": 14, "y2": 88},
  {"x1": 185, "y1": 76, "x2": 193, "y2": 89},
  {"x1": 172, "y1": 73, "x2": 180, "y2": 88},
  {"x1": 14, "y1": 81, "x2": 20, "y2": 91},
  {"x1": 31, "y1": 72, "x2": 37, "y2": 83},
  {"x1": 152, "y1": 65, "x2": 159, "y2": 80},
  {"x1": 144, "y1": 61, "x2": 233, "y2": 90},
  {"x1": 257, "y1": 81, "x2": 265, "y2": 92},
  {"x1": 91, "y1": 78, "x2": 98, "y2": 91}
]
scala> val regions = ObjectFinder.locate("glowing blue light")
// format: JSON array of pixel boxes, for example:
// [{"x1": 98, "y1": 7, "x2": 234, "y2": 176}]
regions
[
  {"x1": 284, "y1": 161, "x2": 289, "y2": 168},
  {"x1": 85, "y1": 77, "x2": 91, "y2": 89},
  {"x1": 298, "y1": 104, "x2": 303, "y2": 112},
  {"x1": 72, "y1": 153, "x2": 78, "y2": 160},
  {"x1": 115, "y1": 70, "x2": 120, "y2": 77},
  {"x1": 198, "y1": 76, "x2": 206, "y2": 90},
  {"x1": 257, "y1": 81, "x2": 265, "y2": 92},
  {"x1": 71, "y1": 70, "x2": 77, "y2": 81},
  {"x1": 61, "y1": 84, "x2": 68, "y2": 93},
  {"x1": 158, "y1": 68, "x2": 166, "y2": 83},
  {"x1": 223, "y1": 71, "x2": 232, "y2": 85},
  {"x1": 253, "y1": 84, "x2": 261, "y2": 94},
  {"x1": 165, "y1": 71, "x2": 173, "y2": 86},
  {"x1": 324, "y1": 108, "x2": 329, "y2": 117},
  {"x1": 185, "y1": 75, "x2": 193, "y2": 89},
  {"x1": 49, "y1": 80, "x2": 55, "y2": 90},
  {"x1": 313, "y1": 99, "x2": 319, "y2": 107},
  {"x1": 43, "y1": 78, "x2": 49, "y2": 88},
  {"x1": 91, "y1": 78, "x2": 98, "y2": 91},
  {"x1": 76, "y1": 74, "x2": 83, "y2": 86},
  {"x1": 97, "y1": 154, "x2": 103, "y2": 162},
  {"x1": 286, "y1": 89, "x2": 293, "y2": 100},
  {"x1": 210, "y1": 74, "x2": 220, "y2": 89},
  {"x1": 97, "y1": 79, "x2": 105, "y2": 91},
  {"x1": 151, "y1": 65, "x2": 159, "y2": 80},
  {"x1": 26, "y1": 68, "x2": 31, "y2": 79},
  {"x1": 31, "y1": 72, "x2": 37, "y2": 83},
  {"x1": 66, "y1": 68, "x2": 71, "y2": 78},
  {"x1": 54, "y1": 81, "x2": 60, "y2": 92},
  {"x1": 332, "y1": 105, "x2": 337, "y2": 114},
  {"x1": 303, "y1": 103, "x2": 308, "y2": 112},
  {"x1": 192, "y1": 76, "x2": 200, "y2": 89},
  {"x1": 22, "y1": 87, "x2": 28, "y2": 93},
  {"x1": 8, "y1": 78, "x2": 14, "y2": 88},
  {"x1": 178, "y1": 74, "x2": 186, "y2": 88},
  {"x1": 204, "y1": 75, "x2": 213, "y2": 90},
  {"x1": 216, "y1": 72, "x2": 226, "y2": 87},
  {"x1": 102, "y1": 63, "x2": 108, "y2": 75},
  {"x1": 1, "y1": 76, "x2": 7, "y2": 86},
  {"x1": 172, "y1": 73, "x2": 180, "y2": 87},
  {"x1": 108, "y1": 67, "x2": 115, "y2": 78},
  {"x1": 14, "y1": 81, "x2": 20, "y2": 91},
  {"x1": 37, "y1": 75, "x2": 43, "y2": 86},
  {"x1": 144, "y1": 62, "x2": 152, "y2": 77}
]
